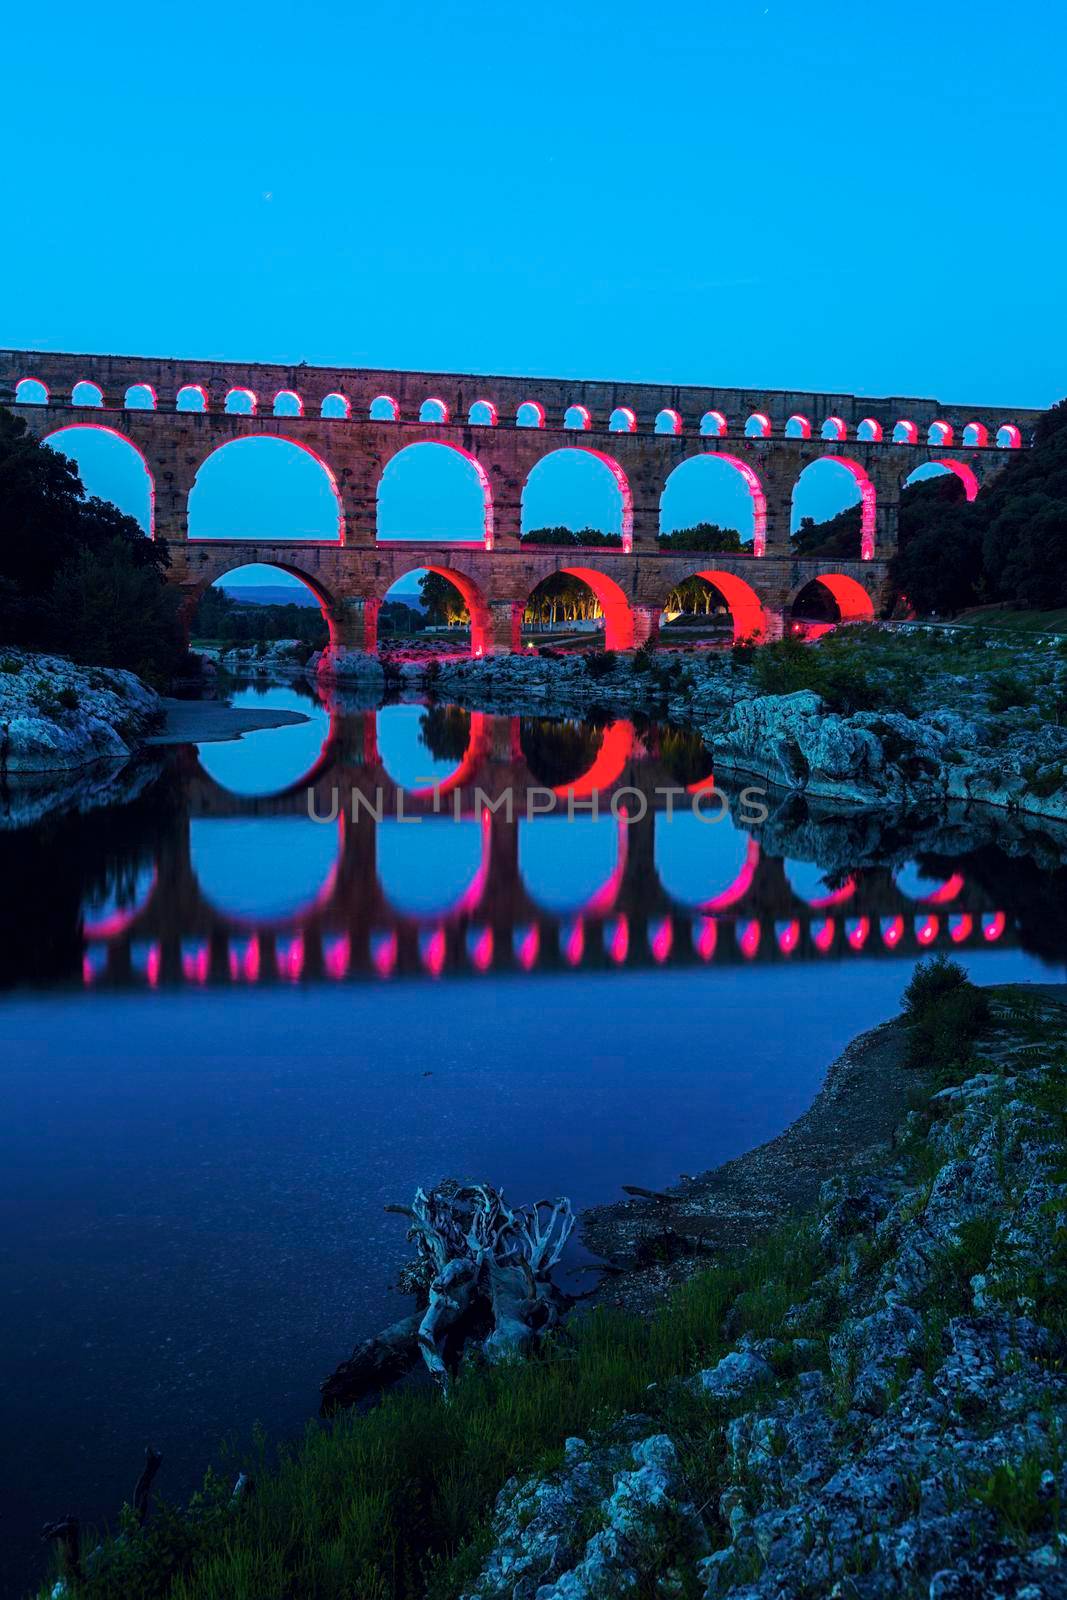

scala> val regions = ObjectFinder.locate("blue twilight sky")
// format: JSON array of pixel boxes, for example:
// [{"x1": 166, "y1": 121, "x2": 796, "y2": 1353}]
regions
[{"x1": 5, "y1": 1, "x2": 1066, "y2": 593}]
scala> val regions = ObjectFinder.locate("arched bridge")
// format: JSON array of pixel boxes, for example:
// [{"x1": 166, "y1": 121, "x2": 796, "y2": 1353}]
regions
[{"x1": 1, "y1": 348, "x2": 1039, "y2": 654}]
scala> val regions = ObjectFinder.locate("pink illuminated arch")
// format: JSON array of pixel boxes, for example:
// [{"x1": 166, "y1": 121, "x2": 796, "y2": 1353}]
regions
[
  {"x1": 553, "y1": 566, "x2": 634, "y2": 649},
  {"x1": 821, "y1": 417, "x2": 847, "y2": 442},
  {"x1": 72, "y1": 381, "x2": 103, "y2": 407},
  {"x1": 812, "y1": 456, "x2": 877, "y2": 560},
  {"x1": 661, "y1": 452, "x2": 768, "y2": 556},
  {"x1": 516, "y1": 400, "x2": 545, "y2": 428},
  {"x1": 521, "y1": 446, "x2": 634, "y2": 553},
  {"x1": 656, "y1": 408, "x2": 683, "y2": 435},
  {"x1": 225, "y1": 388, "x2": 257, "y2": 415},
  {"x1": 797, "y1": 573, "x2": 876, "y2": 624},
  {"x1": 564, "y1": 404, "x2": 592, "y2": 431},
  {"x1": 370, "y1": 394, "x2": 400, "y2": 422},
  {"x1": 177, "y1": 384, "x2": 208, "y2": 413},
  {"x1": 857, "y1": 418, "x2": 883, "y2": 442},
  {"x1": 786, "y1": 415, "x2": 812, "y2": 439},
  {"x1": 392, "y1": 563, "x2": 494, "y2": 653},
  {"x1": 124, "y1": 383, "x2": 156, "y2": 410},
  {"x1": 907, "y1": 459, "x2": 979, "y2": 502},
  {"x1": 15, "y1": 376, "x2": 49, "y2": 404},
  {"x1": 676, "y1": 570, "x2": 770, "y2": 642},
  {"x1": 609, "y1": 406, "x2": 637, "y2": 433},
  {"x1": 43, "y1": 423, "x2": 156, "y2": 538},
  {"x1": 551, "y1": 720, "x2": 635, "y2": 800},
  {"x1": 468, "y1": 399, "x2": 498, "y2": 426},
  {"x1": 962, "y1": 422, "x2": 988, "y2": 447},
  {"x1": 700, "y1": 411, "x2": 728, "y2": 437},
  {"x1": 745, "y1": 412, "x2": 771, "y2": 439},
  {"x1": 997, "y1": 424, "x2": 1022, "y2": 449},
  {"x1": 893, "y1": 419, "x2": 918, "y2": 444},
  {"x1": 419, "y1": 397, "x2": 449, "y2": 424},
  {"x1": 273, "y1": 389, "x2": 304, "y2": 417},
  {"x1": 928, "y1": 420, "x2": 953, "y2": 446},
  {"x1": 189, "y1": 435, "x2": 344, "y2": 544},
  {"x1": 321, "y1": 392, "x2": 350, "y2": 419}
]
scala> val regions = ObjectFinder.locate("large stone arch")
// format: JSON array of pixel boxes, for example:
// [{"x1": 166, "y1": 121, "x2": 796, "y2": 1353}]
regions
[
  {"x1": 42, "y1": 421, "x2": 156, "y2": 537},
  {"x1": 659, "y1": 568, "x2": 770, "y2": 642},
  {"x1": 182, "y1": 556, "x2": 341, "y2": 645},
  {"x1": 379, "y1": 561, "x2": 495, "y2": 656},
  {"x1": 659, "y1": 452, "x2": 768, "y2": 556},
  {"x1": 521, "y1": 565, "x2": 635, "y2": 650},
  {"x1": 376, "y1": 439, "x2": 494, "y2": 547},
  {"x1": 787, "y1": 572, "x2": 878, "y2": 626},
  {"x1": 187, "y1": 434, "x2": 345, "y2": 543},
  {"x1": 902, "y1": 457, "x2": 980, "y2": 503},
  {"x1": 520, "y1": 446, "x2": 634, "y2": 552},
  {"x1": 792, "y1": 455, "x2": 877, "y2": 561}
]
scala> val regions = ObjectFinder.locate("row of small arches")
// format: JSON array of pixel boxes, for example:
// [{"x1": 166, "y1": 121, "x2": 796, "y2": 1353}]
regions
[{"x1": 12, "y1": 377, "x2": 1024, "y2": 450}]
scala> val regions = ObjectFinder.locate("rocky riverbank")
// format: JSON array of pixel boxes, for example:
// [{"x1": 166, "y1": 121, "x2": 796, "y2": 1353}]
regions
[
  {"x1": 0, "y1": 650, "x2": 162, "y2": 775},
  {"x1": 458, "y1": 981, "x2": 1067, "y2": 1600}
]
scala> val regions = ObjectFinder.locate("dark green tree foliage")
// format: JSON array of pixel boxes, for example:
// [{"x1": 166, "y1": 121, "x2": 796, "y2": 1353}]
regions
[
  {"x1": 419, "y1": 705, "x2": 471, "y2": 762},
  {"x1": 790, "y1": 504, "x2": 863, "y2": 560},
  {"x1": 521, "y1": 526, "x2": 624, "y2": 547},
  {"x1": 889, "y1": 474, "x2": 985, "y2": 616},
  {"x1": 193, "y1": 585, "x2": 328, "y2": 647},
  {"x1": 656, "y1": 522, "x2": 743, "y2": 551},
  {"x1": 981, "y1": 400, "x2": 1067, "y2": 608},
  {"x1": 0, "y1": 410, "x2": 184, "y2": 679},
  {"x1": 419, "y1": 571, "x2": 469, "y2": 626}
]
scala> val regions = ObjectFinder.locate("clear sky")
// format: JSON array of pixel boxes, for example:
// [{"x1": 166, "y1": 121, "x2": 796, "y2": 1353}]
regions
[{"x1": 5, "y1": 0, "x2": 1065, "y2": 591}]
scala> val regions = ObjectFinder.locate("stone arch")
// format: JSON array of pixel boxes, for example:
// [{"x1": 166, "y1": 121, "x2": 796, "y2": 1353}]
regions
[
  {"x1": 177, "y1": 384, "x2": 208, "y2": 413},
  {"x1": 384, "y1": 562, "x2": 494, "y2": 656},
  {"x1": 370, "y1": 394, "x2": 400, "y2": 421},
  {"x1": 821, "y1": 416, "x2": 847, "y2": 441},
  {"x1": 893, "y1": 419, "x2": 918, "y2": 444},
  {"x1": 745, "y1": 412, "x2": 771, "y2": 438},
  {"x1": 962, "y1": 422, "x2": 988, "y2": 447},
  {"x1": 124, "y1": 383, "x2": 156, "y2": 410},
  {"x1": 523, "y1": 566, "x2": 634, "y2": 649},
  {"x1": 788, "y1": 572, "x2": 876, "y2": 627},
  {"x1": 377, "y1": 440, "x2": 494, "y2": 547},
  {"x1": 997, "y1": 424, "x2": 1022, "y2": 449},
  {"x1": 700, "y1": 411, "x2": 728, "y2": 437},
  {"x1": 659, "y1": 453, "x2": 768, "y2": 556},
  {"x1": 609, "y1": 406, "x2": 637, "y2": 433},
  {"x1": 189, "y1": 557, "x2": 340, "y2": 645},
  {"x1": 655, "y1": 408, "x2": 682, "y2": 435},
  {"x1": 419, "y1": 397, "x2": 449, "y2": 424},
  {"x1": 320, "y1": 392, "x2": 350, "y2": 419},
  {"x1": 520, "y1": 447, "x2": 633, "y2": 552},
  {"x1": 225, "y1": 388, "x2": 257, "y2": 415},
  {"x1": 273, "y1": 389, "x2": 304, "y2": 417},
  {"x1": 188, "y1": 435, "x2": 344, "y2": 542},
  {"x1": 928, "y1": 420, "x2": 953, "y2": 446},
  {"x1": 793, "y1": 455, "x2": 876, "y2": 560},
  {"x1": 786, "y1": 414, "x2": 811, "y2": 439},
  {"x1": 516, "y1": 400, "x2": 545, "y2": 428},
  {"x1": 662, "y1": 569, "x2": 768, "y2": 642},
  {"x1": 904, "y1": 459, "x2": 979, "y2": 502},
  {"x1": 564, "y1": 404, "x2": 592, "y2": 430},
  {"x1": 42, "y1": 422, "x2": 155, "y2": 536},
  {"x1": 857, "y1": 418, "x2": 883, "y2": 442},
  {"x1": 15, "y1": 377, "x2": 49, "y2": 404},
  {"x1": 468, "y1": 399, "x2": 497, "y2": 426},
  {"x1": 72, "y1": 380, "x2": 103, "y2": 407}
]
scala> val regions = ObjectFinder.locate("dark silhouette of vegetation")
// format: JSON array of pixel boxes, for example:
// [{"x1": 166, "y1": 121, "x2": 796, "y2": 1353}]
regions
[
  {"x1": 193, "y1": 585, "x2": 329, "y2": 647},
  {"x1": 0, "y1": 411, "x2": 185, "y2": 681},
  {"x1": 521, "y1": 526, "x2": 624, "y2": 547},
  {"x1": 791, "y1": 503, "x2": 863, "y2": 560},
  {"x1": 419, "y1": 705, "x2": 471, "y2": 762},
  {"x1": 520, "y1": 717, "x2": 604, "y2": 787},
  {"x1": 419, "y1": 571, "x2": 470, "y2": 627},
  {"x1": 656, "y1": 523, "x2": 744, "y2": 552}
]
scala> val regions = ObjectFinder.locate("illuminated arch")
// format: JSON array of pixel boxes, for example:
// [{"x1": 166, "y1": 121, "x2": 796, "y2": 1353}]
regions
[
  {"x1": 700, "y1": 411, "x2": 728, "y2": 437},
  {"x1": 783, "y1": 860, "x2": 856, "y2": 909},
  {"x1": 15, "y1": 376, "x2": 48, "y2": 404},
  {"x1": 419, "y1": 397, "x2": 449, "y2": 424},
  {"x1": 520, "y1": 447, "x2": 633, "y2": 552},
  {"x1": 550, "y1": 720, "x2": 635, "y2": 799},
  {"x1": 660, "y1": 453, "x2": 768, "y2": 556},
  {"x1": 904, "y1": 459, "x2": 979, "y2": 502},
  {"x1": 370, "y1": 394, "x2": 400, "y2": 421},
  {"x1": 468, "y1": 399, "x2": 497, "y2": 426},
  {"x1": 667, "y1": 569, "x2": 769, "y2": 642},
  {"x1": 655, "y1": 408, "x2": 682, "y2": 435},
  {"x1": 321, "y1": 392, "x2": 350, "y2": 419},
  {"x1": 124, "y1": 383, "x2": 156, "y2": 410},
  {"x1": 655, "y1": 816, "x2": 755, "y2": 910},
  {"x1": 516, "y1": 400, "x2": 545, "y2": 428},
  {"x1": 72, "y1": 380, "x2": 103, "y2": 407},
  {"x1": 377, "y1": 706, "x2": 490, "y2": 799},
  {"x1": 523, "y1": 566, "x2": 633, "y2": 649},
  {"x1": 188, "y1": 435, "x2": 344, "y2": 543},
  {"x1": 177, "y1": 384, "x2": 208, "y2": 412},
  {"x1": 225, "y1": 387, "x2": 257, "y2": 415},
  {"x1": 793, "y1": 455, "x2": 877, "y2": 560},
  {"x1": 563, "y1": 404, "x2": 591, "y2": 431},
  {"x1": 893, "y1": 419, "x2": 918, "y2": 444},
  {"x1": 857, "y1": 418, "x2": 883, "y2": 442},
  {"x1": 379, "y1": 811, "x2": 490, "y2": 921},
  {"x1": 43, "y1": 423, "x2": 155, "y2": 536},
  {"x1": 609, "y1": 406, "x2": 637, "y2": 433},
  {"x1": 928, "y1": 420, "x2": 953, "y2": 446},
  {"x1": 519, "y1": 814, "x2": 624, "y2": 916},
  {"x1": 997, "y1": 423, "x2": 1022, "y2": 449},
  {"x1": 273, "y1": 389, "x2": 304, "y2": 417},
  {"x1": 962, "y1": 422, "x2": 988, "y2": 447},
  {"x1": 745, "y1": 412, "x2": 771, "y2": 438},
  {"x1": 789, "y1": 573, "x2": 876, "y2": 625},
  {"x1": 821, "y1": 416, "x2": 847, "y2": 441},
  {"x1": 786, "y1": 414, "x2": 811, "y2": 439},
  {"x1": 378, "y1": 441, "x2": 494, "y2": 548},
  {"x1": 82, "y1": 861, "x2": 158, "y2": 939},
  {"x1": 386, "y1": 563, "x2": 494, "y2": 655}
]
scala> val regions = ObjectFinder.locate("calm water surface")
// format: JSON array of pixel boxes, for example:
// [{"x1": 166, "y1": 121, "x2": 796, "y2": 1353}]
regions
[{"x1": 2, "y1": 679, "x2": 1065, "y2": 1593}]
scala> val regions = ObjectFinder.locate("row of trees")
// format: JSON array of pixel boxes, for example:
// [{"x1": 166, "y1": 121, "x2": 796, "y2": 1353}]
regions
[{"x1": 193, "y1": 585, "x2": 329, "y2": 647}]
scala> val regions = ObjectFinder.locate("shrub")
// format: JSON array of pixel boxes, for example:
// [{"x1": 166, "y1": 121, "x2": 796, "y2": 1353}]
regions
[
  {"x1": 0, "y1": 657, "x2": 23, "y2": 674},
  {"x1": 902, "y1": 957, "x2": 991, "y2": 1070},
  {"x1": 584, "y1": 650, "x2": 617, "y2": 679},
  {"x1": 986, "y1": 670, "x2": 1030, "y2": 712},
  {"x1": 56, "y1": 686, "x2": 80, "y2": 711},
  {"x1": 902, "y1": 954, "x2": 968, "y2": 1019}
]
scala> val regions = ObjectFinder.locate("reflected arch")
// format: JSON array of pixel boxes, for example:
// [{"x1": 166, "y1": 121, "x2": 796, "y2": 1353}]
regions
[
  {"x1": 378, "y1": 812, "x2": 489, "y2": 920},
  {"x1": 519, "y1": 814, "x2": 625, "y2": 916},
  {"x1": 377, "y1": 441, "x2": 493, "y2": 546},
  {"x1": 42, "y1": 423, "x2": 155, "y2": 535},
  {"x1": 188, "y1": 436, "x2": 343, "y2": 542},
  {"x1": 520, "y1": 447, "x2": 633, "y2": 551},
  {"x1": 190, "y1": 815, "x2": 342, "y2": 927},
  {"x1": 659, "y1": 454, "x2": 767, "y2": 555},
  {"x1": 654, "y1": 812, "x2": 754, "y2": 909}
]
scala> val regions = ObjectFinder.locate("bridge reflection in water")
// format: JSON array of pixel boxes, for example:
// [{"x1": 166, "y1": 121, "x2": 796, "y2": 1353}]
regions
[{"x1": 79, "y1": 695, "x2": 1011, "y2": 990}]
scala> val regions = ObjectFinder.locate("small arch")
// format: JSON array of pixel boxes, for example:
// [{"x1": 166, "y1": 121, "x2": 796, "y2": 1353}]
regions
[
  {"x1": 370, "y1": 394, "x2": 400, "y2": 422},
  {"x1": 225, "y1": 388, "x2": 257, "y2": 416},
  {"x1": 72, "y1": 380, "x2": 103, "y2": 408},
  {"x1": 821, "y1": 416, "x2": 847, "y2": 441},
  {"x1": 655, "y1": 408, "x2": 683, "y2": 435},
  {"x1": 785, "y1": 414, "x2": 811, "y2": 439},
  {"x1": 468, "y1": 399, "x2": 497, "y2": 426},
  {"x1": 419, "y1": 397, "x2": 449, "y2": 424},
  {"x1": 516, "y1": 400, "x2": 545, "y2": 428},
  {"x1": 857, "y1": 418, "x2": 883, "y2": 442},
  {"x1": 123, "y1": 383, "x2": 156, "y2": 410},
  {"x1": 177, "y1": 384, "x2": 208, "y2": 413},
  {"x1": 320, "y1": 392, "x2": 350, "y2": 419},
  {"x1": 928, "y1": 419, "x2": 954, "y2": 446},
  {"x1": 789, "y1": 573, "x2": 875, "y2": 628},
  {"x1": 564, "y1": 404, "x2": 592, "y2": 431},
  {"x1": 273, "y1": 389, "x2": 304, "y2": 418},
  {"x1": 997, "y1": 423, "x2": 1022, "y2": 449},
  {"x1": 962, "y1": 421, "x2": 988, "y2": 447},
  {"x1": 520, "y1": 447, "x2": 633, "y2": 553},
  {"x1": 609, "y1": 406, "x2": 636, "y2": 433},
  {"x1": 904, "y1": 459, "x2": 979, "y2": 502},
  {"x1": 188, "y1": 436, "x2": 344, "y2": 542},
  {"x1": 745, "y1": 412, "x2": 771, "y2": 439},
  {"x1": 43, "y1": 423, "x2": 155, "y2": 536},
  {"x1": 700, "y1": 411, "x2": 727, "y2": 437},
  {"x1": 665, "y1": 570, "x2": 769, "y2": 643},
  {"x1": 377, "y1": 441, "x2": 493, "y2": 547},
  {"x1": 893, "y1": 419, "x2": 918, "y2": 444},
  {"x1": 660, "y1": 453, "x2": 767, "y2": 556},
  {"x1": 15, "y1": 377, "x2": 48, "y2": 404}
]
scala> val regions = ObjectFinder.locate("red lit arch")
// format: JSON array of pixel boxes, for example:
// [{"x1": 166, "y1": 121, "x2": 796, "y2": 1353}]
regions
[
  {"x1": 520, "y1": 447, "x2": 634, "y2": 553},
  {"x1": 195, "y1": 558, "x2": 340, "y2": 647},
  {"x1": 858, "y1": 418, "x2": 883, "y2": 442},
  {"x1": 907, "y1": 459, "x2": 979, "y2": 502},
  {"x1": 795, "y1": 573, "x2": 875, "y2": 624},
  {"x1": 389, "y1": 563, "x2": 494, "y2": 656},
  {"x1": 551, "y1": 720, "x2": 635, "y2": 799},
  {"x1": 15, "y1": 376, "x2": 49, "y2": 403},
  {"x1": 609, "y1": 406, "x2": 637, "y2": 433},
  {"x1": 962, "y1": 422, "x2": 988, "y2": 447},
  {"x1": 564, "y1": 404, "x2": 592, "y2": 430},
  {"x1": 379, "y1": 440, "x2": 494, "y2": 548},
  {"x1": 786, "y1": 414, "x2": 811, "y2": 439},
  {"x1": 673, "y1": 569, "x2": 770, "y2": 642},
  {"x1": 805, "y1": 456, "x2": 876, "y2": 560},
  {"x1": 661, "y1": 453, "x2": 768, "y2": 556}
]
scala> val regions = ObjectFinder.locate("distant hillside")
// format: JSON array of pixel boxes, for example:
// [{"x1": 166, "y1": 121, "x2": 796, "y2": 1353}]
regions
[{"x1": 217, "y1": 584, "x2": 321, "y2": 608}]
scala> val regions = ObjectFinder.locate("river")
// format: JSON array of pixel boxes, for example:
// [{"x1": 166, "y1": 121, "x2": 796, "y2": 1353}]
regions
[{"x1": 1, "y1": 678, "x2": 1064, "y2": 1595}]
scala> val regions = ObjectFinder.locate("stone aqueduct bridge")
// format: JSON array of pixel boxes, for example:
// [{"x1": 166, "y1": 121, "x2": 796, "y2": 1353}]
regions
[{"x1": 1, "y1": 348, "x2": 1040, "y2": 653}]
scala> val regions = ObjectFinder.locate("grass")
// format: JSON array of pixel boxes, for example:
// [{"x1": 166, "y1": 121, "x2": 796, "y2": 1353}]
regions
[{"x1": 956, "y1": 606, "x2": 1067, "y2": 635}]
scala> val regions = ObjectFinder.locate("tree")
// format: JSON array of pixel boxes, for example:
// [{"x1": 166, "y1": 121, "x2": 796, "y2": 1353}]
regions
[
  {"x1": 889, "y1": 474, "x2": 985, "y2": 616},
  {"x1": 657, "y1": 523, "x2": 743, "y2": 552},
  {"x1": 790, "y1": 504, "x2": 862, "y2": 560},
  {"x1": 419, "y1": 571, "x2": 469, "y2": 626}
]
